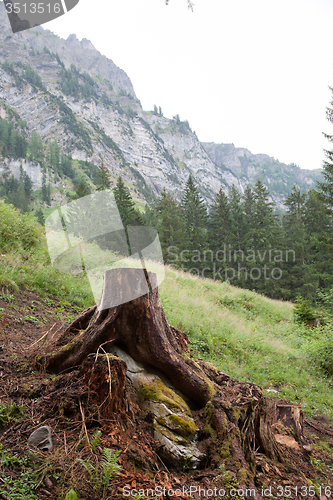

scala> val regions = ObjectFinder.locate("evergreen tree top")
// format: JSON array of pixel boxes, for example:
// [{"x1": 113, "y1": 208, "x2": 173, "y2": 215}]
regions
[
  {"x1": 75, "y1": 177, "x2": 90, "y2": 199},
  {"x1": 113, "y1": 176, "x2": 143, "y2": 228},
  {"x1": 96, "y1": 161, "x2": 111, "y2": 191}
]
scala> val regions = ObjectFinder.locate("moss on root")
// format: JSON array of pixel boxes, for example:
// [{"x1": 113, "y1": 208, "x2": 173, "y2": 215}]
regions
[
  {"x1": 139, "y1": 379, "x2": 191, "y2": 416},
  {"x1": 219, "y1": 440, "x2": 231, "y2": 459},
  {"x1": 168, "y1": 414, "x2": 196, "y2": 437},
  {"x1": 204, "y1": 401, "x2": 215, "y2": 422}
]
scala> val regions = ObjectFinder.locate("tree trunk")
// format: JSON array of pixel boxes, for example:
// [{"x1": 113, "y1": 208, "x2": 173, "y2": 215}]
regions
[{"x1": 38, "y1": 268, "x2": 282, "y2": 485}]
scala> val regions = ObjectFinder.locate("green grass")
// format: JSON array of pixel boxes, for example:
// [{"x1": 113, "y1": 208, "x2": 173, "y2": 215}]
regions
[
  {"x1": 0, "y1": 445, "x2": 39, "y2": 499},
  {"x1": 0, "y1": 402, "x2": 25, "y2": 427},
  {"x1": 159, "y1": 268, "x2": 333, "y2": 420},
  {"x1": 0, "y1": 199, "x2": 93, "y2": 309},
  {"x1": 1, "y1": 199, "x2": 333, "y2": 420}
]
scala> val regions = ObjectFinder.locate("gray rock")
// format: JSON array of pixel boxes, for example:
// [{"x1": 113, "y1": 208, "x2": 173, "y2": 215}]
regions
[
  {"x1": 109, "y1": 346, "x2": 145, "y2": 374},
  {"x1": 28, "y1": 425, "x2": 53, "y2": 452},
  {"x1": 110, "y1": 347, "x2": 204, "y2": 469},
  {"x1": 154, "y1": 426, "x2": 204, "y2": 469}
]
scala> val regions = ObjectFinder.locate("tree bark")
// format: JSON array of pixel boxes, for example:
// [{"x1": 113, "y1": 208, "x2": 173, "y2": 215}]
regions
[{"x1": 38, "y1": 268, "x2": 282, "y2": 481}]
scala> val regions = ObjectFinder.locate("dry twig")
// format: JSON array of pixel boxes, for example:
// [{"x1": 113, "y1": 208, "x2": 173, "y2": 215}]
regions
[{"x1": 79, "y1": 399, "x2": 91, "y2": 451}]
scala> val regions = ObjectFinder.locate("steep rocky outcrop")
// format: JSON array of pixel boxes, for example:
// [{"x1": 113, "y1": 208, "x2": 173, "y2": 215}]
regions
[{"x1": 0, "y1": 3, "x2": 321, "y2": 207}]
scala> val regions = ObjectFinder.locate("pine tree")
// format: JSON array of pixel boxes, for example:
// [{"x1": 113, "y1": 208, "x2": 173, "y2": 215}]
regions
[
  {"x1": 181, "y1": 175, "x2": 208, "y2": 260},
  {"x1": 1, "y1": 164, "x2": 11, "y2": 187},
  {"x1": 208, "y1": 188, "x2": 231, "y2": 252},
  {"x1": 282, "y1": 187, "x2": 315, "y2": 300},
  {"x1": 0, "y1": 119, "x2": 9, "y2": 152},
  {"x1": 228, "y1": 185, "x2": 244, "y2": 252},
  {"x1": 303, "y1": 189, "x2": 333, "y2": 291},
  {"x1": 317, "y1": 85, "x2": 333, "y2": 213},
  {"x1": 156, "y1": 189, "x2": 186, "y2": 264},
  {"x1": 11, "y1": 183, "x2": 28, "y2": 212},
  {"x1": 315, "y1": 84, "x2": 333, "y2": 260},
  {"x1": 75, "y1": 176, "x2": 91, "y2": 199},
  {"x1": 35, "y1": 207, "x2": 45, "y2": 226},
  {"x1": 48, "y1": 140, "x2": 60, "y2": 172},
  {"x1": 60, "y1": 155, "x2": 74, "y2": 178},
  {"x1": 251, "y1": 180, "x2": 282, "y2": 296},
  {"x1": 41, "y1": 167, "x2": 51, "y2": 205},
  {"x1": 112, "y1": 176, "x2": 144, "y2": 255},
  {"x1": 252, "y1": 180, "x2": 278, "y2": 249},
  {"x1": 8, "y1": 129, "x2": 16, "y2": 157},
  {"x1": 113, "y1": 176, "x2": 142, "y2": 229},
  {"x1": 46, "y1": 182, "x2": 51, "y2": 206},
  {"x1": 223, "y1": 185, "x2": 246, "y2": 285},
  {"x1": 242, "y1": 186, "x2": 255, "y2": 242},
  {"x1": 96, "y1": 161, "x2": 111, "y2": 191},
  {"x1": 30, "y1": 130, "x2": 44, "y2": 162},
  {"x1": 19, "y1": 166, "x2": 32, "y2": 200},
  {"x1": 15, "y1": 135, "x2": 28, "y2": 158},
  {"x1": 41, "y1": 167, "x2": 48, "y2": 203},
  {"x1": 144, "y1": 204, "x2": 157, "y2": 228}
]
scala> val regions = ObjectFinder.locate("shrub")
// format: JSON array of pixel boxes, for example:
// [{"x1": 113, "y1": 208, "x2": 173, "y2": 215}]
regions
[
  {"x1": 0, "y1": 200, "x2": 42, "y2": 252},
  {"x1": 293, "y1": 295, "x2": 317, "y2": 325},
  {"x1": 303, "y1": 323, "x2": 333, "y2": 377},
  {"x1": 0, "y1": 445, "x2": 38, "y2": 499}
]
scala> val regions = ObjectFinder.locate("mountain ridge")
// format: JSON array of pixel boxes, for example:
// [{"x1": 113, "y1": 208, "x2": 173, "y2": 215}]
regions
[
  {"x1": 0, "y1": 2, "x2": 322, "y2": 209},
  {"x1": 202, "y1": 141, "x2": 321, "y2": 203}
]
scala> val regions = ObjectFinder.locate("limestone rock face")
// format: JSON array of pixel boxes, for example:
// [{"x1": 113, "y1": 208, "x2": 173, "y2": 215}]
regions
[
  {"x1": 0, "y1": 159, "x2": 42, "y2": 188},
  {"x1": 110, "y1": 346, "x2": 204, "y2": 469},
  {"x1": 0, "y1": 3, "x2": 320, "y2": 208}
]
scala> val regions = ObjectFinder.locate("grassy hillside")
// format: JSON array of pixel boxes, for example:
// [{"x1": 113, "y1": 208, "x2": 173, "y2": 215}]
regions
[
  {"x1": 1, "y1": 199, "x2": 332, "y2": 421},
  {"x1": 159, "y1": 272, "x2": 333, "y2": 419}
]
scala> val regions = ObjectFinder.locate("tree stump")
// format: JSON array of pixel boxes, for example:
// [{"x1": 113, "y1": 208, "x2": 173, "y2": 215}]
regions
[
  {"x1": 38, "y1": 268, "x2": 282, "y2": 487},
  {"x1": 80, "y1": 353, "x2": 130, "y2": 422},
  {"x1": 276, "y1": 404, "x2": 305, "y2": 444}
]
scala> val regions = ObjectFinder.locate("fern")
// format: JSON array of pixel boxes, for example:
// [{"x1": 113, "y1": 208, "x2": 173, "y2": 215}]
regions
[
  {"x1": 91, "y1": 429, "x2": 102, "y2": 449},
  {"x1": 100, "y1": 448, "x2": 121, "y2": 484},
  {"x1": 76, "y1": 458, "x2": 97, "y2": 483},
  {"x1": 77, "y1": 447, "x2": 121, "y2": 499}
]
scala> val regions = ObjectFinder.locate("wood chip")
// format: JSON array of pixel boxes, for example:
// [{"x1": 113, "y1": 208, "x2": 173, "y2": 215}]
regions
[
  {"x1": 274, "y1": 434, "x2": 300, "y2": 450},
  {"x1": 44, "y1": 477, "x2": 53, "y2": 489}
]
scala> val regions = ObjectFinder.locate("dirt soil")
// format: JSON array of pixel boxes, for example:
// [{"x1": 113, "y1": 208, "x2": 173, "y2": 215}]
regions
[{"x1": 0, "y1": 288, "x2": 333, "y2": 499}]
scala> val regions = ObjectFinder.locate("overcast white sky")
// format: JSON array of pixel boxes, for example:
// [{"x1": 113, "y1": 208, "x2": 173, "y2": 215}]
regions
[{"x1": 45, "y1": 0, "x2": 333, "y2": 170}]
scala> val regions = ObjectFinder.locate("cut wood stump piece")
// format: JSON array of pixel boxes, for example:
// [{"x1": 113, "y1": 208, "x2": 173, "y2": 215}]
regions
[
  {"x1": 37, "y1": 267, "x2": 282, "y2": 483},
  {"x1": 276, "y1": 404, "x2": 305, "y2": 444}
]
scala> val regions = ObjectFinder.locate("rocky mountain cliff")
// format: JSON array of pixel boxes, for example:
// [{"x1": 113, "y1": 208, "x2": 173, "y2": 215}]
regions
[
  {"x1": 202, "y1": 142, "x2": 322, "y2": 206},
  {"x1": 0, "y1": 2, "x2": 321, "y2": 208}
]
